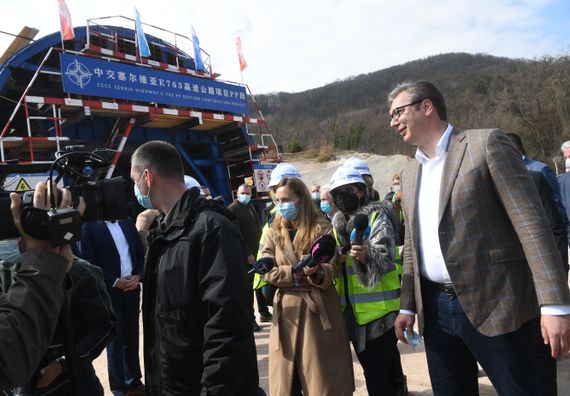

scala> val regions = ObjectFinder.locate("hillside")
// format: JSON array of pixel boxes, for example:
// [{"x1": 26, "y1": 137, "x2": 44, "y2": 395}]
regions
[
  {"x1": 253, "y1": 52, "x2": 570, "y2": 168},
  {"x1": 282, "y1": 150, "x2": 409, "y2": 196}
]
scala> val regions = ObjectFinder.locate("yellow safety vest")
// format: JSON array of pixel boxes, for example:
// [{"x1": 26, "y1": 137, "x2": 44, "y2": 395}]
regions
[
  {"x1": 395, "y1": 208, "x2": 404, "y2": 276},
  {"x1": 334, "y1": 210, "x2": 401, "y2": 325},
  {"x1": 395, "y1": 247, "x2": 403, "y2": 276}
]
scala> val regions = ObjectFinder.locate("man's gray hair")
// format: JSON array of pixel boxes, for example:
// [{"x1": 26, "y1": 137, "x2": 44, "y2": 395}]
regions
[
  {"x1": 561, "y1": 141, "x2": 570, "y2": 152},
  {"x1": 387, "y1": 81, "x2": 448, "y2": 121}
]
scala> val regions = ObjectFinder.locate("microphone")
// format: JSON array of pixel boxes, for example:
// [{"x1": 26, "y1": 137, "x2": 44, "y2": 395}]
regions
[
  {"x1": 248, "y1": 257, "x2": 275, "y2": 275},
  {"x1": 350, "y1": 213, "x2": 369, "y2": 245},
  {"x1": 292, "y1": 234, "x2": 336, "y2": 273}
]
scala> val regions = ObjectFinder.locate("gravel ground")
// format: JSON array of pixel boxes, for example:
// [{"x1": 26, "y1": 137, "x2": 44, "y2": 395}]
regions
[{"x1": 93, "y1": 309, "x2": 570, "y2": 395}]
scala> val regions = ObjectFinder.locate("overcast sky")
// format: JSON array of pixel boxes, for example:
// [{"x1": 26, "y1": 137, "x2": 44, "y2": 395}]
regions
[{"x1": 1, "y1": 0, "x2": 569, "y2": 94}]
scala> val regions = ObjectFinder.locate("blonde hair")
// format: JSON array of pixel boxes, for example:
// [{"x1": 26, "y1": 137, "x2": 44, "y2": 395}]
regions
[{"x1": 271, "y1": 177, "x2": 321, "y2": 255}]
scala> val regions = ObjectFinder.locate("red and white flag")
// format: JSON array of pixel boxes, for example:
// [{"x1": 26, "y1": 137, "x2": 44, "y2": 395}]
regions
[
  {"x1": 58, "y1": 0, "x2": 75, "y2": 41},
  {"x1": 236, "y1": 34, "x2": 247, "y2": 72}
]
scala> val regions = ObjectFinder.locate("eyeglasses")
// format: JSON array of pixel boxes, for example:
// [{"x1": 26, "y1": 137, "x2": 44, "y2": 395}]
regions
[{"x1": 389, "y1": 100, "x2": 423, "y2": 121}]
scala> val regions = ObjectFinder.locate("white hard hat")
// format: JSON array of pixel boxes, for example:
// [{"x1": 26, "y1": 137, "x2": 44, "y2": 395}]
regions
[
  {"x1": 184, "y1": 175, "x2": 200, "y2": 190},
  {"x1": 268, "y1": 163, "x2": 301, "y2": 188},
  {"x1": 330, "y1": 166, "x2": 366, "y2": 192},
  {"x1": 344, "y1": 157, "x2": 371, "y2": 176}
]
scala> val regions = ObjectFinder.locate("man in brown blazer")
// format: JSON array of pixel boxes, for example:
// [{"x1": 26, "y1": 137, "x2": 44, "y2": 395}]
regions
[{"x1": 388, "y1": 81, "x2": 570, "y2": 395}]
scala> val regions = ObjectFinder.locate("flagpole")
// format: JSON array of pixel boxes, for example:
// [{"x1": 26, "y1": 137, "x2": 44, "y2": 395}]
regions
[
  {"x1": 59, "y1": 5, "x2": 64, "y2": 50},
  {"x1": 239, "y1": 59, "x2": 271, "y2": 137},
  {"x1": 239, "y1": 70, "x2": 246, "y2": 89},
  {"x1": 134, "y1": 23, "x2": 139, "y2": 63}
]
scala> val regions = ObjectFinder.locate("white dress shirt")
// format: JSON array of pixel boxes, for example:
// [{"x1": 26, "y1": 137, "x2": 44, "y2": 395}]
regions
[
  {"x1": 415, "y1": 123, "x2": 453, "y2": 284},
  {"x1": 106, "y1": 221, "x2": 134, "y2": 283}
]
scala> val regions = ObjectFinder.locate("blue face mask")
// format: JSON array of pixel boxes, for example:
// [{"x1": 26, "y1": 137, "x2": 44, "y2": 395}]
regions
[
  {"x1": 277, "y1": 201, "x2": 299, "y2": 221},
  {"x1": 238, "y1": 194, "x2": 251, "y2": 205},
  {"x1": 0, "y1": 239, "x2": 21, "y2": 263},
  {"x1": 320, "y1": 201, "x2": 332, "y2": 214},
  {"x1": 134, "y1": 174, "x2": 154, "y2": 209}
]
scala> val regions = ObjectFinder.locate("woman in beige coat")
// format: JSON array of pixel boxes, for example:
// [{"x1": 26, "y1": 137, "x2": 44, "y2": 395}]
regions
[{"x1": 262, "y1": 177, "x2": 354, "y2": 396}]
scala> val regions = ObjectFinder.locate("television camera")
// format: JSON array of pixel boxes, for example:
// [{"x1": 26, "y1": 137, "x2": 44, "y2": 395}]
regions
[{"x1": 0, "y1": 146, "x2": 128, "y2": 245}]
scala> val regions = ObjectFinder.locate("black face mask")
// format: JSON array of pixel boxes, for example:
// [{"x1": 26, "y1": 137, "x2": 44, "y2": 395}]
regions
[{"x1": 335, "y1": 191, "x2": 361, "y2": 213}]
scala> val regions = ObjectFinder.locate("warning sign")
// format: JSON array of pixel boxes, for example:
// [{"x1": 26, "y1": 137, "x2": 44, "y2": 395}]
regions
[
  {"x1": 253, "y1": 164, "x2": 277, "y2": 193},
  {"x1": 15, "y1": 178, "x2": 32, "y2": 191}
]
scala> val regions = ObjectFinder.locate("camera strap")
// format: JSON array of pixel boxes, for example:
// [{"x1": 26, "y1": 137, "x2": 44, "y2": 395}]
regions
[{"x1": 60, "y1": 276, "x2": 84, "y2": 396}]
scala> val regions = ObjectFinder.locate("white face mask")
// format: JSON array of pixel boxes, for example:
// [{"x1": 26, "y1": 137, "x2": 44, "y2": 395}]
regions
[{"x1": 566, "y1": 158, "x2": 570, "y2": 172}]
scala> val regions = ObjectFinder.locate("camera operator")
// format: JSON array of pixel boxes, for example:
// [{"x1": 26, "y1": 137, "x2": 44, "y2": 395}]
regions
[{"x1": 0, "y1": 182, "x2": 74, "y2": 391}]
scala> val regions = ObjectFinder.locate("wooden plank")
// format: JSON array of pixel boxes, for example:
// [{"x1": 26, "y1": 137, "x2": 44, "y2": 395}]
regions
[{"x1": 0, "y1": 26, "x2": 39, "y2": 65}]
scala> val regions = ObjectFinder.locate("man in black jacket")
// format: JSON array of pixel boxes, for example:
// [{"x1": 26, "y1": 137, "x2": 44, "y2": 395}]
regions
[
  {"x1": 130, "y1": 141, "x2": 259, "y2": 396},
  {"x1": 8, "y1": 256, "x2": 117, "y2": 396},
  {"x1": 0, "y1": 183, "x2": 73, "y2": 392},
  {"x1": 228, "y1": 183, "x2": 271, "y2": 329}
]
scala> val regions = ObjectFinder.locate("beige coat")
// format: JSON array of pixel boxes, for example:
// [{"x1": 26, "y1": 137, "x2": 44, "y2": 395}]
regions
[{"x1": 262, "y1": 219, "x2": 354, "y2": 396}]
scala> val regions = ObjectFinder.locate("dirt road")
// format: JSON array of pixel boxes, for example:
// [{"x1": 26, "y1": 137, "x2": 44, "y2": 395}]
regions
[{"x1": 93, "y1": 315, "x2": 570, "y2": 395}]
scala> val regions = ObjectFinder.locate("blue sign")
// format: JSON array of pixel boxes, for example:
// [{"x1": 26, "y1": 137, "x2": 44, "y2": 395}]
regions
[
  {"x1": 59, "y1": 53, "x2": 248, "y2": 114},
  {"x1": 253, "y1": 164, "x2": 277, "y2": 171}
]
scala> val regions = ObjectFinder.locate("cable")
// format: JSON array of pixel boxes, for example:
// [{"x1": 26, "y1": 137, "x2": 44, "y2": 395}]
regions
[{"x1": 48, "y1": 151, "x2": 105, "y2": 209}]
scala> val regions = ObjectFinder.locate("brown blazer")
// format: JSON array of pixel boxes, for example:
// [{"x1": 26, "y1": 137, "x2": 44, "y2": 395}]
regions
[{"x1": 400, "y1": 127, "x2": 570, "y2": 337}]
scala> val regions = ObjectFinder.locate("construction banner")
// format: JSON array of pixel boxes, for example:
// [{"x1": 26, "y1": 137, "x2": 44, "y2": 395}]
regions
[{"x1": 60, "y1": 53, "x2": 248, "y2": 114}]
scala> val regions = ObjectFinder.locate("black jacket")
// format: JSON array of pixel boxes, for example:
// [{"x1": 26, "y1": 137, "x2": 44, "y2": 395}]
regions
[
  {"x1": 0, "y1": 249, "x2": 68, "y2": 391},
  {"x1": 143, "y1": 188, "x2": 258, "y2": 396},
  {"x1": 8, "y1": 257, "x2": 117, "y2": 396},
  {"x1": 227, "y1": 200, "x2": 261, "y2": 257}
]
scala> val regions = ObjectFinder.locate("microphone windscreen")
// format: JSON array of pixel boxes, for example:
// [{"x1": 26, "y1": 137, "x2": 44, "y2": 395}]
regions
[
  {"x1": 310, "y1": 234, "x2": 337, "y2": 264},
  {"x1": 255, "y1": 256, "x2": 275, "y2": 274},
  {"x1": 353, "y1": 213, "x2": 368, "y2": 231}
]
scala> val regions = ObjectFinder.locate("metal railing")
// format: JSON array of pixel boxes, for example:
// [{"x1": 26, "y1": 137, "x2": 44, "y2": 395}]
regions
[{"x1": 85, "y1": 16, "x2": 212, "y2": 74}]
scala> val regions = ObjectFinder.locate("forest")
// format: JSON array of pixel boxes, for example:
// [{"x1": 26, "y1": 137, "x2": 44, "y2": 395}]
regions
[{"x1": 252, "y1": 52, "x2": 570, "y2": 172}]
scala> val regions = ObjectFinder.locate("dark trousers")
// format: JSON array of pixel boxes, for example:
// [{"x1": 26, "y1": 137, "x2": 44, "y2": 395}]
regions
[
  {"x1": 421, "y1": 281, "x2": 542, "y2": 396},
  {"x1": 355, "y1": 328, "x2": 399, "y2": 396},
  {"x1": 255, "y1": 288, "x2": 270, "y2": 316},
  {"x1": 107, "y1": 287, "x2": 142, "y2": 396},
  {"x1": 531, "y1": 317, "x2": 558, "y2": 396},
  {"x1": 49, "y1": 364, "x2": 104, "y2": 396},
  {"x1": 291, "y1": 366, "x2": 302, "y2": 396}
]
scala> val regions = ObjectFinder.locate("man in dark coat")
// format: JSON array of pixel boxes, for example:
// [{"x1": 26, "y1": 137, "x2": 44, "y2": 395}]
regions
[
  {"x1": 81, "y1": 218, "x2": 145, "y2": 396},
  {"x1": 130, "y1": 141, "x2": 258, "y2": 396},
  {"x1": 228, "y1": 183, "x2": 271, "y2": 329},
  {"x1": 9, "y1": 256, "x2": 117, "y2": 396},
  {"x1": 0, "y1": 184, "x2": 73, "y2": 392}
]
